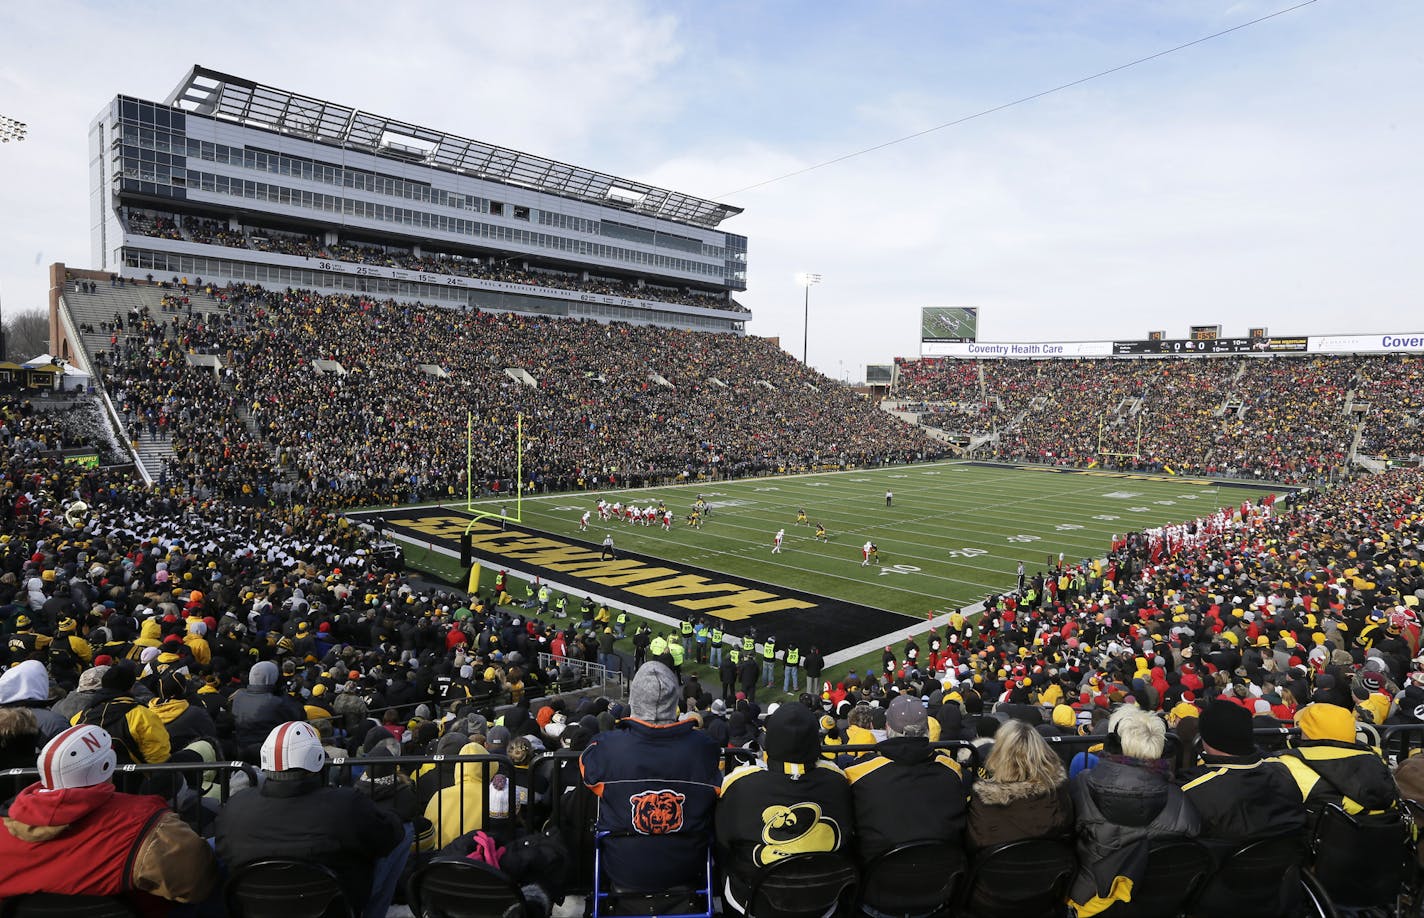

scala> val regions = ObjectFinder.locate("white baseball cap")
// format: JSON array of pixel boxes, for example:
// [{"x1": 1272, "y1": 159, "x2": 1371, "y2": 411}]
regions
[
  {"x1": 260, "y1": 721, "x2": 327, "y2": 773},
  {"x1": 39, "y1": 725, "x2": 117, "y2": 789}
]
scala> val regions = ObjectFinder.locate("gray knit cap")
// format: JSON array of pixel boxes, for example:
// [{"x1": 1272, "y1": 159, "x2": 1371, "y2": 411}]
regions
[{"x1": 629, "y1": 662, "x2": 681, "y2": 724}]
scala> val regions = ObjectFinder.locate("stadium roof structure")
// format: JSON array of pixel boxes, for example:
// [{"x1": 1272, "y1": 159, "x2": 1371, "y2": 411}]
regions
[{"x1": 164, "y1": 65, "x2": 743, "y2": 229}]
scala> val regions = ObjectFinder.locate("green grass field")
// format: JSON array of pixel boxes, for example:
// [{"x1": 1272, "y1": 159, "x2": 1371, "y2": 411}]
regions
[{"x1": 461, "y1": 461, "x2": 1284, "y2": 618}]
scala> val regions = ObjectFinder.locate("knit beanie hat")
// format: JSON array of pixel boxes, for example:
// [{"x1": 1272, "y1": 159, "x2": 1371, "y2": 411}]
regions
[
  {"x1": 629, "y1": 661, "x2": 680, "y2": 724},
  {"x1": 249, "y1": 660, "x2": 279, "y2": 688},
  {"x1": 1296, "y1": 703, "x2": 1356, "y2": 742},
  {"x1": 157, "y1": 669, "x2": 189, "y2": 702},
  {"x1": 763, "y1": 702, "x2": 821, "y2": 768},
  {"x1": 101, "y1": 661, "x2": 137, "y2": 693},
  {"x1": 1198, "y1": 700, "x2": 1255, "y2": 756}
]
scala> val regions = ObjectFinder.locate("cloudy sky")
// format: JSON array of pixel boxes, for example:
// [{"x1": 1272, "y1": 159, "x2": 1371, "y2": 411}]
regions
[{"x1": 1, "y1": 0, "x2": 1419, "y2": 379}]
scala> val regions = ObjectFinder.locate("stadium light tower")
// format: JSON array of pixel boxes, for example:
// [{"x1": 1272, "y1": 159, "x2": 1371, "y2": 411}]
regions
[
  {"x1": 0, "y1": 116, "x2": 27, "y2": 143},
  {"x1": 796, "y1": 272, "x2": 821, "y2": 365}
]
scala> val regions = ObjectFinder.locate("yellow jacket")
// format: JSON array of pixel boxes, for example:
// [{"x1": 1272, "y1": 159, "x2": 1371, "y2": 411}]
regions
[
  {"x1": 184, "y1": 634, "x2": 211, "y2": 666},
  {"x1": 135, "y1": 619, "x2": 163, "y2": 649},
  {"x1": 73, "y1": 697, "x2": 171, "y2": 764},
  {"x1": 422, "y1": 742, "x2": 489, "y2": 850}
]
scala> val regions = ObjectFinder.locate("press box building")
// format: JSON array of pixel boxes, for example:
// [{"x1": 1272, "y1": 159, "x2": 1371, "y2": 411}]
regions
[{"x1": 86, "y1": 65, "x2": 749, "y2": 333}]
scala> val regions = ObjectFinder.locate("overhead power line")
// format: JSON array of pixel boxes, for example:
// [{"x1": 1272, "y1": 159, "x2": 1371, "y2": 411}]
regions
[{"x1": 718, "y1": 0, "x2": 1319, "y2": 198}]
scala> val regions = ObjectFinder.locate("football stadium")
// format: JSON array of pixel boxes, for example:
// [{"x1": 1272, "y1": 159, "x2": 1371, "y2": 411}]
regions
[{"x1": 3, "y1": 6, "x2": 1424, "y2": 915}]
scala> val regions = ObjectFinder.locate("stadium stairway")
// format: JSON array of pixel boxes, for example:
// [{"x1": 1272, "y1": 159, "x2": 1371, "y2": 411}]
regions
[
  {"x1": 57, "y1": 282, "x2": 191, "y2": 482},
  {"x1": 877, "y1": 400, "x2": 961, "y2": 444}
]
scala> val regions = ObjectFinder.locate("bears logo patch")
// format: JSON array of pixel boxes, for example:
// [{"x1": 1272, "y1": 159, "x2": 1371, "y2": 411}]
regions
[{"x1": 630, "y1": 788, "x2": 686, "y2": 835}]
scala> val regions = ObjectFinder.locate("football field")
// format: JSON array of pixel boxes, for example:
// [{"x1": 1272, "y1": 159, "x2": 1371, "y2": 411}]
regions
[{"x1": 461, "y1": 461, "x2": 1285, "y2": 619}]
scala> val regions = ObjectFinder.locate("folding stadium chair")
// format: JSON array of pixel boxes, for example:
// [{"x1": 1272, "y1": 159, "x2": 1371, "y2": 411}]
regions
[
  {"x1": 590, "y1": 831, "x2": 714, "y2": 918},
  {"x1": 0, "y1": 895, "x2": 137, "y2": 918},
  {"x1": 1189, "y1": 833, "x2": 1308, "y2": 918},
  {"x1": 957, "y1": 837, "x2": 1076, "y2": 918},
  {"x1": 1309, "y1": 802, "x2": 1409, "y2": 913},
  {"x1": 225, "y1": 859, "x2": 353, "y2": 918},
  {"x1": 741, "y1": 851, "x2": 859, "y2": 918},
  {"x1": 1105, "y1": 839, "x2": 1212, "y2": 918},
  {"x1": 406, "y1": 858, "x2": 530, "y2": 918},
  {"x1": 856, "y1": 840, "x2": 964, "y2": 918}
]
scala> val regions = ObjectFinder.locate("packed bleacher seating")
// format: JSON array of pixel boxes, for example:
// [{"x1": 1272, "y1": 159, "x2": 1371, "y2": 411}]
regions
[
  {"x1": 126, "y1": 210, "x2": 182, "y2": 241},
  {"x1": 5, "y1": 376, "x2": 1424, "y2": 913},
  {"x1": 127, "y1": 208, "x2": 750, "y2": 314},
  {"x1": 891, "y1": 354, "x2": 1422, "y2": 482},
  {"x1": 1357, "y1": 354, "x2": 1424, "y2": 459},
  {"x1": 81, "y1": 283, "x2": 937, "y2": 507}
]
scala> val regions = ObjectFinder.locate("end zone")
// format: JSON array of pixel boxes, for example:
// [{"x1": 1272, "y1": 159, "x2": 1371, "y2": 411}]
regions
[{"x1": 352, "y1": 507, "x2": 921, "y2": 658}]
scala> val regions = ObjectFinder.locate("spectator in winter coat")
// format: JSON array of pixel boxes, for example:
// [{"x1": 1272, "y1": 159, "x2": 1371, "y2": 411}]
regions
[
  {"x1": 148, "y1": 669, "x2": 217, "y2": 750},
  {"x1": 967, "y1": 718, "x2": 1074, "y2": 850},
  {"x1": 423, "y1": 739, "x2": 495, "y2": 850},
  {"x1": 72, "y1": 662, "x2": 170, "y2": 766},
  {"x1": 717, "y1": 702, "x2": 855, "y2": 916},
  {"x1": 1179, "y1": 700, "x2": 1306, "y2": 857},
  {"x1": 1179, "y1": 700, "x2": 1308, "y2": 914},
  {"x1": 847, "y1": 695, "x2": 967, "y2": 861},
  {"x1": 581, "y1": 662, "x2": 722, "y2": 894},
  {"x1": 51, "y1": 664, "x2": 109, "y2": 724},
  {"x1": 1067, "y1": 707, "x2": 1200, "y2": 917},
  {"x1": 216, "y1": 722, "x2": 405, "y2": 914},
  {"x1": 0, "y1": 660, "x2": 68, "y2": 745},
  {"x1": 1277, "y1": 702, "x2": 1400, "y2": 824},
  {"x1": 702, "y1": 698, "x2": 731, "y2": 748},
  {"x1": 229, "y1": 660, "x2": 304, "y2": 762},
  {"x1": 0, "y1": 724, "x2": 217, "y2": 909}
]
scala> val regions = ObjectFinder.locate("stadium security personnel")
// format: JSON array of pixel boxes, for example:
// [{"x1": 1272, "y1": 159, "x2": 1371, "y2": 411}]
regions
[
  {"x1": 709, "y1": 624, "x2": 725, "y2": 667},
  {"x1": 761, "y1": 635, "x2": 777, "y2": 687},
  {"x1": 680, "y1": 617, "x2": 695, "y2": 656},
  {"x1": 667, "y1": 635, "x2": 685, "y2": 676},
  {"x1": 537, "y1": 585, "x2": 550, "y2": 614},
  {"x1": 693, "y1": 619, "x2": 709, "y2": 663},
  {"x1": 615, "y1": 609, "x2": 628, "y2": 638},
  {"x1": 649, "y1": 632, "x2": 668, "y2": 662},
  {"x1": 783, "y1": 643, "x2": 801, "y2": 693}
]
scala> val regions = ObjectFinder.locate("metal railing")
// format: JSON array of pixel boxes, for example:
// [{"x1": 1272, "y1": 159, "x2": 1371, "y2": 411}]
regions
[
  {"x1": 1, "y1": 759, "x2": 257, "y2": 829},
  {"x1": 538, "y1": 651, "x2": 627, "y2": 699}
]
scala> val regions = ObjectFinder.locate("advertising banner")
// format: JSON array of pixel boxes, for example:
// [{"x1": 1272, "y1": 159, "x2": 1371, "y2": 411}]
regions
[
  {"x1": 1308, "y1": 333, "x2": 1424, "y2": 354},
  {"x1": 922, "y1": 340, "x2": 1114, "y2": 358}
]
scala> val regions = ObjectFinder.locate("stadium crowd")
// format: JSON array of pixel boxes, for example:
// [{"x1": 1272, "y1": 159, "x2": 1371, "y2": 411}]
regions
[
  {"x1": 1356, "y1": 354, "x2": 1424, "y2": 460},
  {"x1": 5, "y1": 366, "x2": 1424, "y2": 913},
  {"x1": 83, "y1": 283, "x2": 938, "y2": 507},
  {"x1": 892, "y1": 354, "x2": 1405, "y2": 481},
  {"x1": 129, "y1": 208, "x2": 749, "y2": 314}
]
